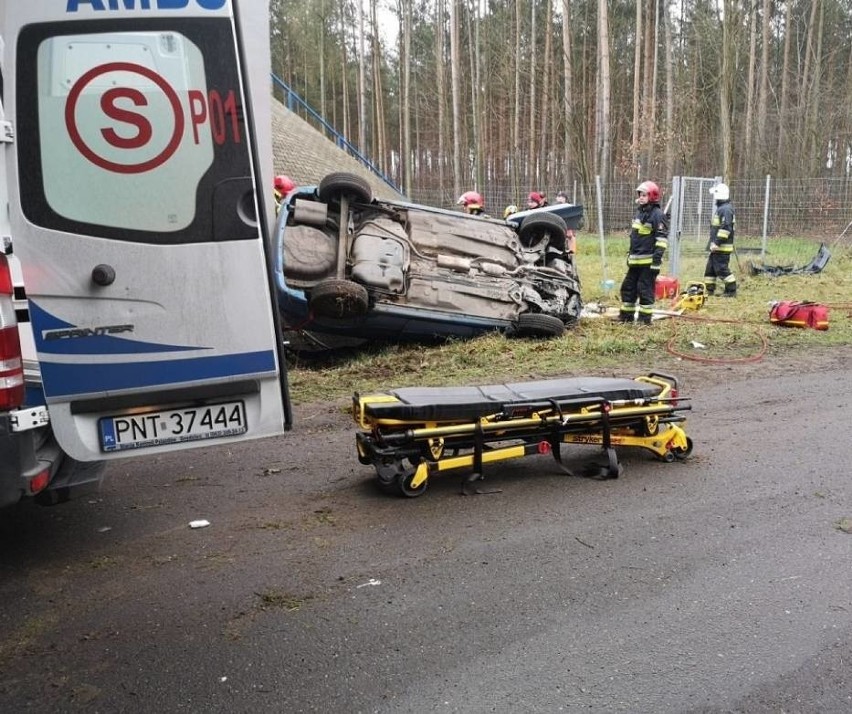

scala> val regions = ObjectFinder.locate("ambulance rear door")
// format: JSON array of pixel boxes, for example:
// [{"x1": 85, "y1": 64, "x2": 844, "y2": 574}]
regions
[{"x1": 1, "y1": 0, "x2": 292, "y2": 462}]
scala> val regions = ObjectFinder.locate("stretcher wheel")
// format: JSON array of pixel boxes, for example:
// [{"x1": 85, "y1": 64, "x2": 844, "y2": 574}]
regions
[
  {"x1": 672, "y1": 437, "x2": 694, "y2": 460},
  {"x1": 397, "y1": 471, "x2": 428, "y2": 498},
  {"x1": 374, "y1": 458, "x2": 427, "y2": 498}
]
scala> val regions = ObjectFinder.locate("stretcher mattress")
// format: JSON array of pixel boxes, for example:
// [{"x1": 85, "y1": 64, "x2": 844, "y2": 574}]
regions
[{"x1": 362, "y1": 377, "x2": 660, "y2": 422}]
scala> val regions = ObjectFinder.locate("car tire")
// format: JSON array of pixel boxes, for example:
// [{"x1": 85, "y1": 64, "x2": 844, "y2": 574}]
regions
[
  {"x1": 309, "y1": 278, "x2": 369, "y2": 319},
  {"x1": 518, "y1": 212, "x2": 568, "y2": 252},
  {"x1": 513, "y1": 313, "x2": 566, "y2": 339},
  {"x1": 318, "y1": 172, "x2": 373, "y2": 205}
]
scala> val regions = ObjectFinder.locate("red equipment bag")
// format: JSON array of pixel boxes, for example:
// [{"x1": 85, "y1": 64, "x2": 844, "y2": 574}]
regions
[{"x1": 769, "y1": 301, "x2": 829, "y2": 330}]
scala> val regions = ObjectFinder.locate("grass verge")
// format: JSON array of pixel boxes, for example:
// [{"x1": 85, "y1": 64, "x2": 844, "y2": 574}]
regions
[{"x1": 287, "y1": 236, "x2": 852, "y2": 404}]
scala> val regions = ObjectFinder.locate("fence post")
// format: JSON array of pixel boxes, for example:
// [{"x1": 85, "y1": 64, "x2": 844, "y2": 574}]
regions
[
  {"x1": 761, "y1": 174, "x2": 771, "y2": 260},
  {"x1": 669, "y1": 176, "x2": 682, "y2": 278},
  {"x1": 595, "y1": 175, "x2": 613, "y2": 291}
]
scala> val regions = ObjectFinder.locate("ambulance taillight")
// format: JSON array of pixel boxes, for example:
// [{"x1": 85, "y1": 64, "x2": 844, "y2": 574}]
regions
[{"x1": 0, "y1": 254, "x2": 25, "y2": 410}]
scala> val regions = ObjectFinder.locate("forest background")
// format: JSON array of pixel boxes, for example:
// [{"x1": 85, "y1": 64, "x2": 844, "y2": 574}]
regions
[{"x1": 270, "y1": 0, "x2": 852, "y2": 240}]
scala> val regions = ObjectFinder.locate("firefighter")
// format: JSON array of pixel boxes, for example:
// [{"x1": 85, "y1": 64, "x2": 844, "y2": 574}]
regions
[
  {"x1": 554, "y1": 189, "x2": 577, "y2": 254},
  {"x1": 526, "y1": 191, "x2": 547, "y2": 209},
  {"x1": 274, "y1": 175, "x2": 295, "y2": 211},
  {"x1": 704, "y1": 182, "x2": 737, "y2": 297},
  {"x1": 619, "y1": 180, "x2": 668, "y2": 325},
  {"x1": 457, "y1": 191, "x2": 486, "y2": 216}
]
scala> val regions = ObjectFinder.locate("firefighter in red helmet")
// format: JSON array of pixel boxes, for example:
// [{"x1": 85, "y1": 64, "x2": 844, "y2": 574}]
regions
[
  {"x1": 618, "y1": 181, "x2": 668, "y2": 324},
  {"x1": 526, "y1": 191, "x2": 547, "y2": 209},
  {"x1": 457, "y1": 190, "x2": 486, "y2": 216},
  {"x1": 274, "y1": 175, "x2": 296, "y2": 211}
]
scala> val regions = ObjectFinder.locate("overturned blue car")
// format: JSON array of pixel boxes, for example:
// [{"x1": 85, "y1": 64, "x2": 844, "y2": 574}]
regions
[{"x1": 274, "y1": 173, "x2": 583, "y2": 345}]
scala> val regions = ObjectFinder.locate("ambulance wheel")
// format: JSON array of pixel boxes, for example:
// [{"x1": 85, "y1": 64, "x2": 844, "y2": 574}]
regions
[
  {"x1": 513, "y1": 313, "x2": 566, "y2": 339},
  {"x1": 518, "y1": 213, "x2": 567, "y2": 251},
  {"x1": 309, "y1": 279, "x2": 369, "y2": 319},
  {"x1": 318, "y1": 172, "x2": 372, "y2": 205},
  {"x1": 672, "y1": 437, "x2": 694, "y2": 460}
]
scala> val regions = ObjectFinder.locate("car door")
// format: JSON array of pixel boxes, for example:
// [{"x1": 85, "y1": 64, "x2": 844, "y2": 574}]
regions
[{"x1": 1, "y1": 1, "x2": 292, "y2": 462}]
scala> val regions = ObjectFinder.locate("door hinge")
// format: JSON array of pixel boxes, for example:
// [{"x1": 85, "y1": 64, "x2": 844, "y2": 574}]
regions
[
  {"x1": 0, "y1": 121, "x2": 14, "y2": 144},
  {"x1": 10, "y1": 406, "x2": 49, "y2": 432}
]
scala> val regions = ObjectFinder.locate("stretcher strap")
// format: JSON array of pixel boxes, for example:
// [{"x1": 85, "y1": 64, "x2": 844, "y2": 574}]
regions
[
  {"x1": 549, "y1": 422, "x2": 576, "y2": 477},
  {"x1": 599, "y1": 406, "x2": 621, "y2": 479},
  {"x1": 473, "y1": 420, "x2": 484, "y2": 475},
  {"x1": 462, "y1": 420, "x2": 503, "y2": 495}
]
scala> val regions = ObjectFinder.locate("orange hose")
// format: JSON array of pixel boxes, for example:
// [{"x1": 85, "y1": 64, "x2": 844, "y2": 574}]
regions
[{"x1": 664, "y1": 312, "x2": 769, "y2": 364}]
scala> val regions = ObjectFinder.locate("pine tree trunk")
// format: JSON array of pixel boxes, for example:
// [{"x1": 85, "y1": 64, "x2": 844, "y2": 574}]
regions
[
  {"x1": 450, "y1": 0, "x2": 463, "y2": 201},
  {"x1": 597, "y1": 0, "x2": 611, "y2": 181},
  {"x1": 528, "y1": 2, "x2": 538, "y2": 186},
  {"x1": 401, "y1": 0, "x2": 412, "y2": 195},
  {"x1": 358, "y1": 0, "x2": 367, "y2": 154},
  {"x1": 776, "y1": 0, "x2": 792, "y2": 174},
  {"x1": 742, "y1": 1, "x2": 757, "y2": 177},
  {"x1": 631, "y1": 0, "x2": 642, "y2": 170},
  {"x1": 560, "y1": 0, "x2": 577, "y2": 183},
  {"x1": 757, "y1": 0, "x2": 771, "y2": 167}
]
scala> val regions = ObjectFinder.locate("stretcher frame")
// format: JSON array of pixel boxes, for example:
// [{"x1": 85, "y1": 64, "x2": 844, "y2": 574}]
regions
[{"x1": 353, "y1": 372, "x2": 693, "y2": 497}]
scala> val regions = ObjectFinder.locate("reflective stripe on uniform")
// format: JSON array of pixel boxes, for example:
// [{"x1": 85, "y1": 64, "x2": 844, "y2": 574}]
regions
[{"x1": 632, "y1": 220, "x2": 653, "y2": 235}]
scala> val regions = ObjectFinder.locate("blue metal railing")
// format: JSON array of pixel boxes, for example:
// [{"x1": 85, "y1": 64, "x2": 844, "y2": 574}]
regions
[{"x1": 270, "y1": 73, "x2": 399, "y2": 193}]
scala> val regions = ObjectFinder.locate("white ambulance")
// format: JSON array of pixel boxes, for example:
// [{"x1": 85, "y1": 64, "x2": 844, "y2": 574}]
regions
[{"x1": 0, "y1": 0, "x2": 292, "y2": 507}]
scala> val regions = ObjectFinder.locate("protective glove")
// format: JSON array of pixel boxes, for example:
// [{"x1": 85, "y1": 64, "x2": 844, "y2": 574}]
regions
[{"x1": 709, "y1": 243, "x2": 719, "y2": 252}]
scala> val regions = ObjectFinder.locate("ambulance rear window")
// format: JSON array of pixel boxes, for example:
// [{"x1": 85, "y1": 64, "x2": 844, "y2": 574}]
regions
[{"x1": 17, "y1": 18, "x2": 257, "y2": 245}]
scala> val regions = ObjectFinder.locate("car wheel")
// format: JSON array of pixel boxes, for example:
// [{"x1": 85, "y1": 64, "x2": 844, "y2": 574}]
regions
[
  {"x1": 518, "y1": 212, "x2": 567, "y2": 251},
  {"x1": 318, "y1": 172, "x2": 373, "y2": 205},
  {"x1": 309, "y1": 279, "x2": 369, "y2": 319},
  {"x1": 513, "y1": 313, "x2": 566, "y2": 339}
]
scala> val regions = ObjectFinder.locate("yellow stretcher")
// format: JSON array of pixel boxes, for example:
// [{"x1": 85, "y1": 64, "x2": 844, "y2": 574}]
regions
[{"x1": 353, "y1": 372, "x2": 693, "y2": 497}]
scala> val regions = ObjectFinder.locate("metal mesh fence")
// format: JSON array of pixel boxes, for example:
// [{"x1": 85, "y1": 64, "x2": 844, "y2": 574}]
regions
[
  {"x1": 410, "y1": 175, "x2": 852, "y2": 277},
  {"x1": 412, "y1": 177, "x2": 852, "y2": 238}
]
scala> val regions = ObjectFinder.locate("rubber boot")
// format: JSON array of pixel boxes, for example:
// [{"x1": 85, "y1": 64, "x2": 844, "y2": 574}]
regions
[
  {"x1": 704, "y1": 281, "x2": 716, "y2": 296},
  {"x1": 722, "y1": 283, "x2": 737, "y2": 298}
]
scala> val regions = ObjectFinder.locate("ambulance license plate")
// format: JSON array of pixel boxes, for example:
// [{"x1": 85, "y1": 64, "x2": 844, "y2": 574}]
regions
[{"x1": 99, "y1": 401, "x2": 247, "y2": 452}]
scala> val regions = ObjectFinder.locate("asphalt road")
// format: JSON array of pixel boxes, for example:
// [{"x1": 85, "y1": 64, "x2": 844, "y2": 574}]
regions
[{"x1": 1, "y1": 358, "x2": 851, "y2": 712}]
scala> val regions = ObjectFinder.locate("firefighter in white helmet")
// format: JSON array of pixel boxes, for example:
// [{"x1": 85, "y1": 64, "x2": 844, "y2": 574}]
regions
[{"x1": 705, "y1": 182, "x2": 737, "y2": 297}]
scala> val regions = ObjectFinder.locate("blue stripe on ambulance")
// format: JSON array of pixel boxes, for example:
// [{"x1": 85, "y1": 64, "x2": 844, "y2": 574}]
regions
[{"x1": 40, "y1": 350, "x2": 277, "y2": 399}]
